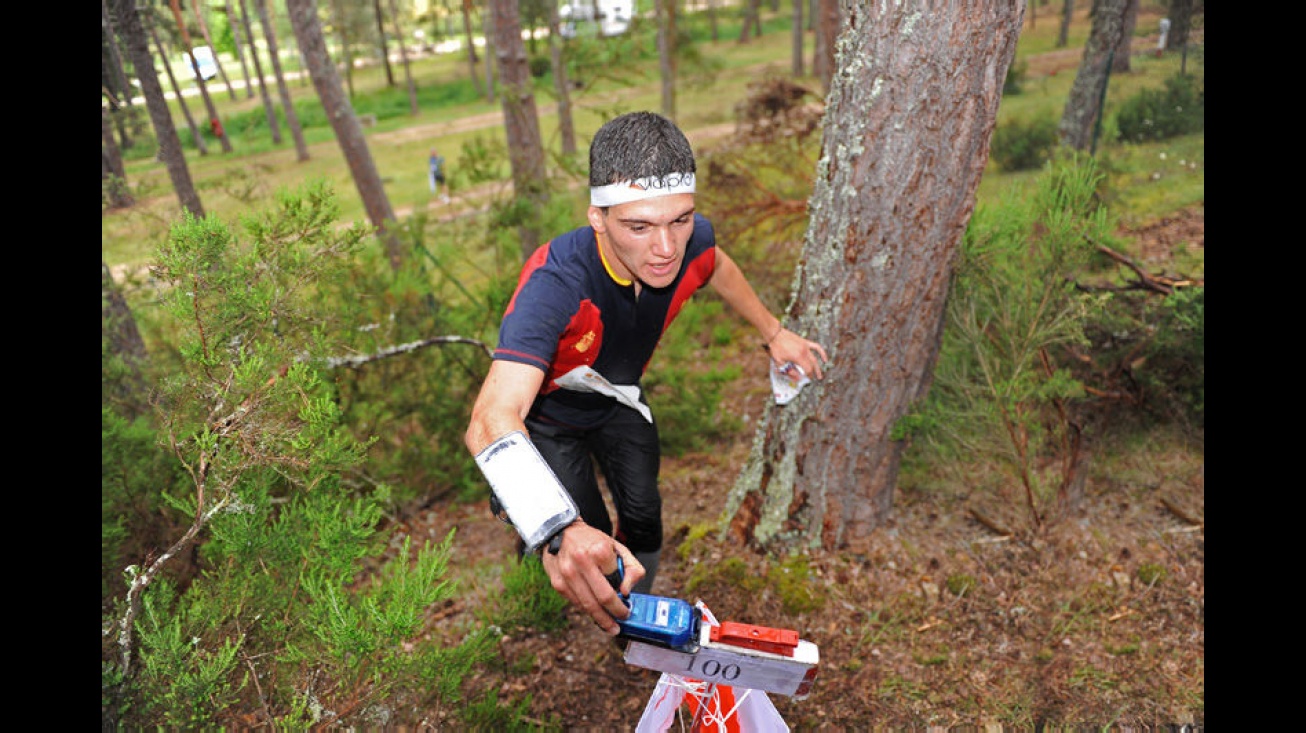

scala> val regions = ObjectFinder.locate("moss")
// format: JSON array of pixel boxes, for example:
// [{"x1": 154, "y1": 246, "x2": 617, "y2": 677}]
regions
[
  {"x1": 674, "y1": 522, "x2": 716, "y2": 561},
  {"x1": 684, "y1": 556, "x2": 765, "y2": 596},
  {"x1": 945, "y1": 573, "x2": 978, "y2": 597},
  {"x1": 1136, "y1": 562, "x2": 1167, "y2": 586},
  {"x1": 766, "y1": 554, "x2": 827, "y2": 615}
]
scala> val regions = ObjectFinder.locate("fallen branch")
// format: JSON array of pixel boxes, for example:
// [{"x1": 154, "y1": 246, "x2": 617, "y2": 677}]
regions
[
  {"x1": 1086, "y1": 243, "x2": 1204, "y2": 296},
  {"x1": 968, "y1": 507, "x2": 1014, "y2": 537},
  {"x1": 1160, "y1": 496, "x2": 1204, "y2": 528},
  {"x1": 323, "y1": 335, "x2": 493, "y2": 368}
]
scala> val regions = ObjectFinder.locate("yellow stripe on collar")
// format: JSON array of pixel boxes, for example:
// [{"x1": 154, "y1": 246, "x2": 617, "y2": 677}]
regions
[{"x1": 596, "y1": 233, "x2": 632, "y2": 287}]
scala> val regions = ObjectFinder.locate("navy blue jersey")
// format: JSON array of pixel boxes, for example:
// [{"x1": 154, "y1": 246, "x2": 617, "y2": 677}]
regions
[{"x1": 495, "y1": 214, "x2": 718, "y2": 429}]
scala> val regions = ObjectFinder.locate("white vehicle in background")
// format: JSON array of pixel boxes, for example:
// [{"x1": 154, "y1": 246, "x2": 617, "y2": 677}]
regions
[
  {"x1": 558, "y1": 0, "x2": 631, "y2": 38},
  {"x1": 188, "y1": 46, "x2": 218, "y2": 81}
]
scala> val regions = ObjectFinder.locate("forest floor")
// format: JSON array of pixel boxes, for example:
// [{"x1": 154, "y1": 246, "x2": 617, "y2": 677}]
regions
[{"x1": 381, "y1": 208, "x2": 1204, "y2": 731}]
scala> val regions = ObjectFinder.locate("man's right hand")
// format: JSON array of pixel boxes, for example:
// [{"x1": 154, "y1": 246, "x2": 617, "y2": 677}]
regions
[{"x1": 540, "y1": 520, "x2": 645, "y2": 635}]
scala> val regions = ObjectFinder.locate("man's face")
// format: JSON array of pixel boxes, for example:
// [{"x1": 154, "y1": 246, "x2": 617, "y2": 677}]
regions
[{"x1": 587, "y1": 193, "x2": 695, "y2": 290}]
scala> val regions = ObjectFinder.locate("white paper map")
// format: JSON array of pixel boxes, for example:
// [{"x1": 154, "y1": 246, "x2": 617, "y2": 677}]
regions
[
  {"x1": 554, "y1": 365, "x2": 653, "y2": 423},
  {"x1": 769, "y1": 361, "x2": 811, "y2": 405}
]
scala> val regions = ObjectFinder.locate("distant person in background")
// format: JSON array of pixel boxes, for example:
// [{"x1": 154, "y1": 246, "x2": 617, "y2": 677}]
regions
[
  {"x1": 1155, "y1": 18, "x2": 1171, "y2": 57},
  {"x1": 429, "y1": 148, "x2": 450, "y2": 203}
]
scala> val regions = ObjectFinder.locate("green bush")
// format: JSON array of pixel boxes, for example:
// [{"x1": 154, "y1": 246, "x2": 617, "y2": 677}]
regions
[
  {"x1": 989, "y1": 115, "x2": 1060, "y2": 172},
  {"x1": 1115, "y1": 73, "x2": 1204, "y2": 143},
  {"x1": 489, "y1": 555, "x2": 571, "y2": 633},
  {"x1": 529, "y1": 55, "x2": 552, "y2": 78},
  {"x1": 1003, "y1": 58, "x2": 1029, "y2": 95},
  {"x1": 898, "y1": 154, "x2": 1110, "y2": 528},
  {"x1": 101, "y1": 185, "x2": 499, "y2": 728}
]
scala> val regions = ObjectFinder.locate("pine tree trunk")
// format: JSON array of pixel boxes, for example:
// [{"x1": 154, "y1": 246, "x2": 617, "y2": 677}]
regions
[
  {"x1": 1112, "y1": 0, "x2": 1138, "y2": 73},
  {"x1": 812, "y1": 0, "x2": 837, "y2": 93},
  {"x1": 724, "y1": 0, "x2": 1025, "y2": 551},
  {"x1": 462, "y1": 0, "x2": 484, "y2": 96},
  {"x1": 147, "y1": 17, "x2": 209, "y2": 155},
  {"x1": 286, "y1": 0, "x2": 404, "y2": 270},
  {"x1": 1058, "y1": 0, "x2": 1128, "y2": 150},
  {"x1": 169, "y1": 0, "x2": 234, "y2": 152},
  {"x1": 329, "y1": 0, "x2": 357, "y2": 97},
  {"x1": 547, "y1": 0, "x2": 577, "y2": 156},
  {"x1": 1057, "y1": 0, "x2": 1073, "y2": 47},
  {"x1": 1166, "y1": 0, "x2": 1194, "y2": 50},
  {"x1": 256, "y1": 0, "x2": 311, "y2": 160},
  {"x1": 225, "y1": 0, "x2": 257, "y2": 98},
  {"x1": 373, "y1": 0, "x2": 396, "y2": 86},
  {"x1": 488, "y1": 0, "x2": 548, "y2": 259},
  {"x1": 239, "y1": 0, "x2": 283, "y2": 144},
  {"x1": 102, "y1": 106, "x2": 135, "y2": 210},
  {"x1": 102, "y1": 260, "x2": 149, "y2": 418},
  {"x1": 101, "y1": 0, "x2": 136, "y2": 150},
  {"x1": 113, "y1": 0, "x2": 205, "y2": 217},
  {"x1": 658, "y1": 0, "x2": 677, "y2": 120},
  {"x1": 791, "y1": 0, "x2": 803, "y2": 76},
  {"x1": 387, "y1": 0, "x2": 421, "y2": 114},
  {"x1": 190, "y1": 0, "x2": 240, "y2": 101}
]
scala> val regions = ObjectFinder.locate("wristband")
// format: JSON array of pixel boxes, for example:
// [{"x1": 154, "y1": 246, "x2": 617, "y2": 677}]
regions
[
  {"x1": 475, "y1": 431, "x2": 580, "y2": 554},
  {"x1": 546, "y1": 527, "x2": 566, "y2": 555}
]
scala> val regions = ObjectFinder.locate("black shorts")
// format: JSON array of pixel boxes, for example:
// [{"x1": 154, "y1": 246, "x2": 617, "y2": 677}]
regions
[{"x1": 526, "y1": 406, "x2": 662, "y2": 553}]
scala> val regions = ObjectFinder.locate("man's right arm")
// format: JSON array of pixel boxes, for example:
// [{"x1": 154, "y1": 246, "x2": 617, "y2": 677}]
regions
[{"x1": 464, "y1": 360, "x2": 643, "y2": 634}]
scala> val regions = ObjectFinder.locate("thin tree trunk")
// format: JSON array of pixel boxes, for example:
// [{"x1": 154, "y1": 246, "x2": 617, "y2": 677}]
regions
[
  {"x1": 489, "y1": 0, "x2": 548, "y2": 258},
  {"x1": 461, "y1": 0, "x2": 484, "y2": 96},
  {"x1": 102, "y1": 106, "x2": 135, "y2": 210},
  {"x1": 102, "y1": 260, "x2": 150, "y2": 419},
  {"x1": 813, "y1": 0, "x2": 837, "y2": 93},
  {"x1": 387, "y1": 0, "x2": 421, "y2": 114},
  {"x1": 485, "y1": 7, "x2": 493, "y2": 103},
  {"x1": 148, "y1": 17, "x2": 209, "y2": 155},
  {"x1": 1059, "y1": 0, "x2": 1127, "y2": 150},
  {"x1": 725, "y1": 0, "x2": 1025, "y2": 550},
  {"x1": 329, "y1": 0, "x2": 357, "y2": 98},
  {"x1": 791, "y1": 0, "x2": 803, "y2": 76},
  {"x1": 738, "y1": 0, "x2": 761, "y2": 42},
  {"x1": 373, "y1": 0, "x2": 396, "y2": 86},
  {"x1": 190, "y1": 0, "x2": 240, "y2": 100},
  {"x1": 707, "y1": 0, "x2": 719, "y2": 40},
  {"x1": 169, "y1": 0, "x2": 234, "y2": 152},
  {"x1": 1166, "y1": 0, "x2": 1193, "y2": 51},
  {"x1": 239, "y1": 0, "x2": 283, "y2": 144},
  {"x1": 1112, "y1": 0, "x2": 1138, "y2": 73},
  {"x1": 547, "y1": 0, "x2": 576, "y2": 156},
  {"x1": 286, "y1": 0, "x2": 404, "y2": 270},
  {"x1": 257, "y1": 0, "x2": 311, "y2": 160},
  {"x1": 1057, "y1": 0, "x2": 1073, "y2": 47},
  {"x1": 101, "y1": 0, "x2": 136, "y2": 151},
  {"x1": 112, "y1": 0, "x2": 205, "y2": 217},
  {"x1": 484, "y1": 6, "x2": 496, "y2": 103},
  {"x1": 658, "y1": 0, "x2": 676, "y2": 120},
  {"x1": 225, "y1": 0, "x2": 257, "y2": 98}
]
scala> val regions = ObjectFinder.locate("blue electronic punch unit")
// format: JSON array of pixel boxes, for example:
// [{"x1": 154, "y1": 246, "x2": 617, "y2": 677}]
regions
[{"x1": 616, "y1": 593, "x2": 700, "y2": 651}]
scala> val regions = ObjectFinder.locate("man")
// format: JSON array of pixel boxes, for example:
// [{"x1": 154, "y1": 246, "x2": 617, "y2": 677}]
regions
[
  {"x1": 464, "y1": 111, "x2": 828, "y2": 636},
  {"x1": 429, "y1": 148, "x2": 449, "y2": 202}
]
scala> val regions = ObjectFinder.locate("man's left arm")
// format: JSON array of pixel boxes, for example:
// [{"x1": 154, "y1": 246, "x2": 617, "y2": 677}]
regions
[{"x1": 708, "y1": 248, "x2": 829, "y2": 379}]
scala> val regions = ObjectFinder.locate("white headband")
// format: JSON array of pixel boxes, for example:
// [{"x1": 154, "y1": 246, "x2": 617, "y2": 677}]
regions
[{"x1": 590, "y1": 172, "x2": 696, "y2": 207}]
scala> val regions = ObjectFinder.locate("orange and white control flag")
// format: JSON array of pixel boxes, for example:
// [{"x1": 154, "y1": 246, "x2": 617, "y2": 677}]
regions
[{"x1": 634, "y1": 603, "x2": 789, "y2": 733}]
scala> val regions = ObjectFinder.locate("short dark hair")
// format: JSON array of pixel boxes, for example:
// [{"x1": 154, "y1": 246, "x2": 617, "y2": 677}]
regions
[{"x1": 588, "y1": 111, "x2": 696, "y2": 187}]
